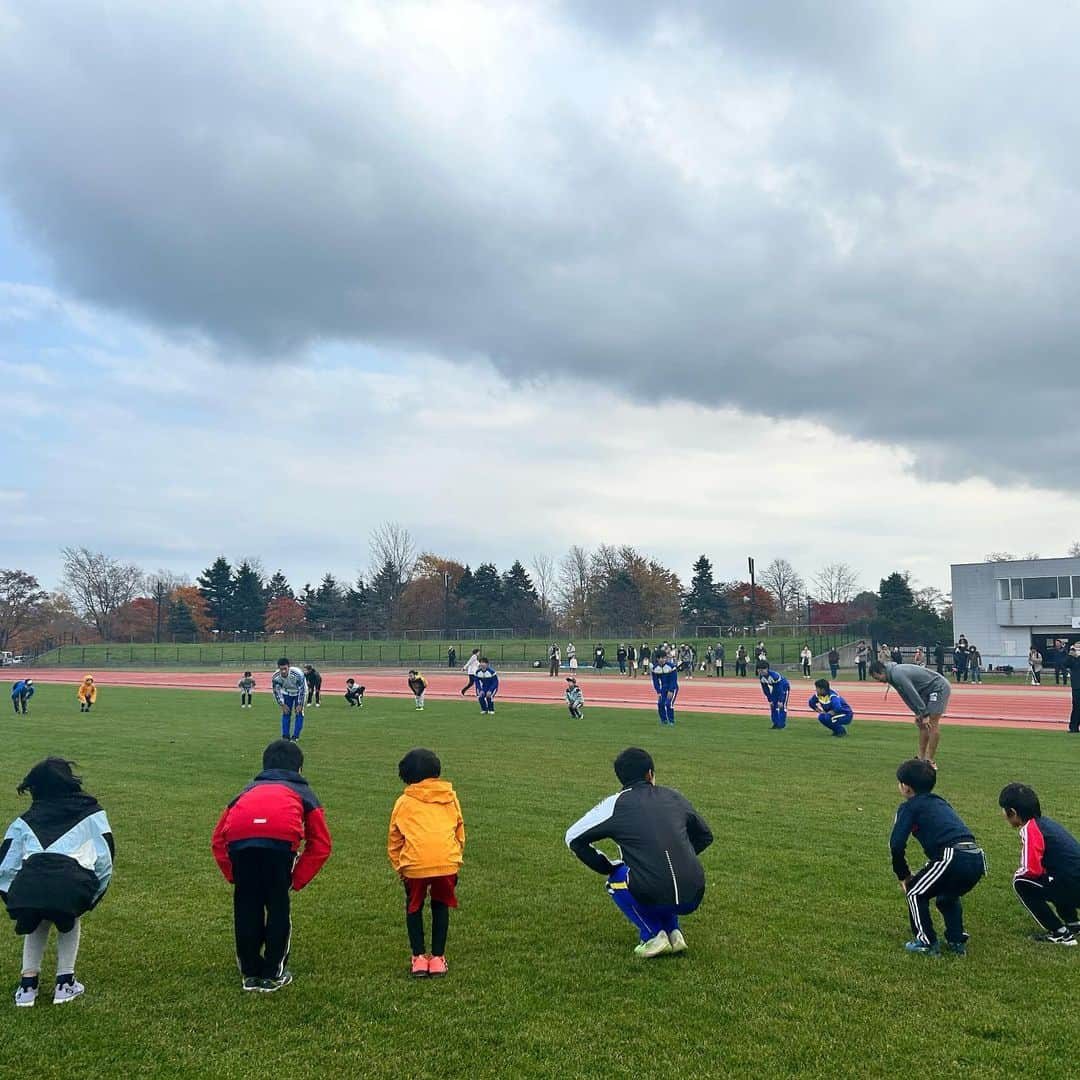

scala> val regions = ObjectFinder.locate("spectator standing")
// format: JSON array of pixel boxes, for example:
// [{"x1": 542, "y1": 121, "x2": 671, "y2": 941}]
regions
[
  {"x1": 548, "y1": 643, "x2": 561, "y2": 678},
  {"x1": 594, "y1": 644, "x2": 605, "y2": 671},
  {"x1": 968, "y1": 645, "x2": 982, "y2": 684},
  {"x1": 755, "y1": 641, "x2": 768, "y2": 663},
  {"x1": 460, "y1": 649, "x2": 481, "y2": 696},
  {"x1": 447, "y1": 646, "x2": 457, "y2": 669},
  {"x1": 855, "y1": 641, "x2": 869, "y2": 681},
  {"x1": 953, "y1": 641, "x2": 968, "y2": 683},
  {"x1": 913, "y1": 646, "x2": 926, "y2": 667},
  {"x1": 735, "y1": 645, "x2": 749, "y2": 677},
  {"x1": 628, "y1": 643, "x2": 638, "y2": 678},
  {"x1": 827, "y1": 647, "x2": 840, "y2": 679},
  {"x1": 617, "y1": 644, "x2": 628, "y2": 675},
  {"x1": 1029, "y1": 648, "x2": 1043, "y2": 685},
  {"x1": 933, "y1": 643, "x2": 945, "y2": 676},
  {"x1": 800, "y1": 645, "x2": 812, "y2": 678},
  {"x1": 1053, "y1": 639, "x2": 1070, "y2": 686},
  {"x1": 639, "y1": 643, "x2": 651, "y2": 674},
  {"x1": 1063, "y1": 644, "x2": 1080, "y2": 733},
  {"x1": 567, "y1": 642, "x2": 578, "y2": 671},
  {"x1": 889, "y1": 646, "x2": 903, "y2": 664},
  {"x1": 713, "y1": 643, "x2": 725, "y2": 677}
]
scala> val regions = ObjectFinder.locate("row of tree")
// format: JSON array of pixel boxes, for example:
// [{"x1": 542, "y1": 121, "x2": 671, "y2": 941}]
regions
[{"x1": 0, "y1": 526, "x2": 963, "y2": 652}]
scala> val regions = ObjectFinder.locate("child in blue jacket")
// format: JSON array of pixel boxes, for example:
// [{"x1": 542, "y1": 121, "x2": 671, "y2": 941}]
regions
[
  {"x1": 475, "y1": 658, "x2": 499, "y2": 714},
  {"x1": 10, "y1": 679, "x2": 33, "y2": 715},
  {"x1": 757, "y1": 662, "x2": 790, "y2": 729},
  {"x1": 651, "y1": 648, "x2": 679, "y2": 726},
  {"x1": 808, "y1": 678, "x2": 854, "y2": 737}
]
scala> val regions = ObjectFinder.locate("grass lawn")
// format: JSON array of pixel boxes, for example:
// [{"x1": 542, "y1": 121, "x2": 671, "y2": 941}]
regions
[{"x1": 3, "y1": 684, "x2": 1080, "y2": 1078}]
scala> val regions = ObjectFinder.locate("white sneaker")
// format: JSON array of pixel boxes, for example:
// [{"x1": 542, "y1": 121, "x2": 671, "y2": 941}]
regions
[
  {"x1": 668, "y1": 929, "x2": 688, "y2": 953},
  {"x1": 14, "y1": 983, "x2": 37, "y2": 1007},
  {"x1": 633, "y1": 931, "x2": 671, "y2": 958},
  {"x1": 53, "y1": 978, "x2": 85, "y2": 1004}
]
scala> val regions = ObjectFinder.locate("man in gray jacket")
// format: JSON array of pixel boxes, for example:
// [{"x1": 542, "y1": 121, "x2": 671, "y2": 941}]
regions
[{"x1": 869, "y1": 660, "x2": 951, "y2": 766}]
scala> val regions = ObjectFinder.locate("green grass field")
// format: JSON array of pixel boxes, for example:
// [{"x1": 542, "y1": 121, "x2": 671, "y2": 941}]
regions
[
  {"x1": 4, "y1": 685, "x2": 1080, "y2": 1078},
  {"x1": 31, "y1": 632, "x2": 850, "y2": 670}
]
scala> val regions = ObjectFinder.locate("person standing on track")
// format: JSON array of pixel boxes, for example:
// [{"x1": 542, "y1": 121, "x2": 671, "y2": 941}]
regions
[
  {"x1": 869, "y1": 660, "x2": 950, "y2": 767},
  {"x1": 567, "y1": 642, "x2": 577, "y2": 672},
  {"x1": 855, "y1": 641, "x2": 869, "y2": 681},
  {"x1": 303, "y1": 665, "x2": 322, "y2": 707},
  {"x1": 1063, "y1": 644, "x2": 1080, "y2": 734},
  {"x1": 651, "y1": 648, "x2": 679, "y2": 726},
  {"x1": 1029, "y1": 648, "x2": 1043, "y2": 686},
  {"x1": 713, "y1": 642, "x2": 725, "y2": 678},
  {"x1": 548, "y1": 643, "x2": 561, "y2": 678},
  {"x1": 735, "y1": 645, "x2": 748, "y2": 677},
  {"x1": 460, "y1": 649, "x2": 480, "y2": 696},
  {"x1": 800, "y1": 645, "x2": 812, "y2": 678},
  {"x1": 272, "y1": 658, "x2": 307, "y2": 741}
]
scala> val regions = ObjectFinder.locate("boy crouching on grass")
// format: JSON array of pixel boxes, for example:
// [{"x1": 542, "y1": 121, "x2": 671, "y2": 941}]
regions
[
  {"x1": 388, "y1": 749, "x2": 465, "y2": 979},
  {"x1": 344, "y1": 679, "x2": 365, "y2": 707},
  {"x1": 890, "y1": 759, "x2": 985, "y2": 956},
  {"x1": 212, "y1": 740, "x2": 332, "y2": 992},
  {"x1": 999, "y1": 783, "x2": 1080, "y2": 945},
  {"x1": 238, "y1": 671, "x2": 255, "y2": 708},
  {"x1": 566, "y1": 677, "x2": 584, "y2": 718}
]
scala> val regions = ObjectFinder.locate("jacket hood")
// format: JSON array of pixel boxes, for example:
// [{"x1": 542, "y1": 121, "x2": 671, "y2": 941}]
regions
[
  {"x1": 23, "y1": 791, "x2": 104, "y2": 846},
  {"x1": 254, "y1": 768, "x2": 310, "y2": 789},
  {"x1": 82, "y1": 675, "x2": 95, "y2": 683},
  {"x1": 404, "y1": 778, "x2": 457, "y2": 804}
]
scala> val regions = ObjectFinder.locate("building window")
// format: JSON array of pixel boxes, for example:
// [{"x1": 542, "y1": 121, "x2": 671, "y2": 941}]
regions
[
  {"x1": 997, "y1": 580, "x2": 1010, "y2": 601},
  {"x1": 1074, "y1": 577, "x2": 1080, "y2": 597},
  {"x1": 1023, "y1": 577, "x2": 1059, "y2": 600},
  {"x1": 1060, "y1": 577, "x2": 1073, "y2": 599},
  {"x1": 1011, "y1": 579, "x2": 1024, "y2": 600}
]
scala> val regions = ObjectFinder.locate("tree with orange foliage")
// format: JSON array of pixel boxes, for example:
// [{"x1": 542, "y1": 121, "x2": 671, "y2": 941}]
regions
[
  {"x1": 265, "y1": 596, "x2": 307, "y2": 637},
  {"x1": 112, "y1": 597, "x2": 159, "y2": 642},
  {"x1": 398, "y1": 555, "x2": 467, "y2": 631},
  {"x1": 170, "y1": 585, "x2": 213, "y2": 638}
]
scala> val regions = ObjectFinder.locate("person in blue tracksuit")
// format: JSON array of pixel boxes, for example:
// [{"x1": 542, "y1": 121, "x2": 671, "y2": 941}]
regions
[
  {"x1": 757, "y1": 661, "x2": 790, "y2": 729},
  {"x1": 271, "y1": 658, "x2": 307, "y2": 741},
  {"x1": 475, "y1": 658, "x2": 499, "y2": 714},
  {"x1": 807, "y1": 678, "x2": 853, "y2": 737},
  {"x1": 651, "y1": 648, "x2": 679, "y2": 726},
  {"x1": 11, "y1": 679, "x2": 34, "y2": 715}
]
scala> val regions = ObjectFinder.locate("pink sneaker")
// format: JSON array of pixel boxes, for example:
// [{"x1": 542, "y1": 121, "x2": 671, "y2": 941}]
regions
[
  {"x1": 427, "y1": 956, "x2": 448, "y2": 977},
  {"x1": 410, "y1": 955, "x2": 430, "y2": 978}
]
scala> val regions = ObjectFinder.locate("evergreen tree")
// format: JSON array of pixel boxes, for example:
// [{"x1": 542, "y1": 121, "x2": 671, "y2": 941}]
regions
[
  {"x1": 872, "y1": 571, "x2": 948, "y2": 645},
  {"x1": 197, "y1": 556, "x2": 234, "y2": 632},
  {"x1": 455, "y1": 566, "x2": 477, "y2": 623},
  {"x1": 167, "y1": 599, "x2": 199, "y2": 641},
  {"x1": 231, "y1": 561, "x2": 267, "y2": 633},
  {"x1": 681, "y1": 555, "x2": 729, "y2": 630},
  {"x1": 265, "y1": 570, "x2": 294, "y2": 601},
  {"x1": 306, "y1": 573, "x2": 345, "y2": 634},
  {"x1": 468, "y1": 563, "x2": 503, "y2": 626},
  {"x1": 342, "y1": 577, "x2": 371, "y2": 633},
  {"x1": 368, "y1": 561, "x2": 400, "y2": 635},
  {"x1": 593, "y1": 568, "x2": 644, "y2": 631},
  {"x1": 501, "y1": 561, "x2": 544, "y2": 630}
]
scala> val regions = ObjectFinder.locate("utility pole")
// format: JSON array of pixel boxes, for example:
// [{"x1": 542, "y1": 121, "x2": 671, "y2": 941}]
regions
[{"x1": 748, "y1": 556, "x2": 756, "y2": 636}]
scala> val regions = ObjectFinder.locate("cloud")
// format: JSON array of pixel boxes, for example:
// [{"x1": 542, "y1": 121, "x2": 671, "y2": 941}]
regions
[{"x1": 0, "y1": 1, "x2": 1077, "y2": 487}]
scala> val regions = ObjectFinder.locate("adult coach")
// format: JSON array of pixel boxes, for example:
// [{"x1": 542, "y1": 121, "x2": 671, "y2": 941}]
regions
[
  {"x1": 1063, "y1": 643, "x2": 1080, "y2": 734},
  {"x1": 870, "y1": 660, "x2": 950, "y2": 766},
  {"x1": 565, "y1": 747, "x2": 713, "y2": 958},
  {"x1": 303, "y1": 664, "x2": 322, "y2": 707},
  {"x1": 272, "y1": 658, "x2": 307, "y2": 741}
]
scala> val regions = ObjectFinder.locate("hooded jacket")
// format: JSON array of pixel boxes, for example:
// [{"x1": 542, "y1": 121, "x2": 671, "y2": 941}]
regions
[
  {"x1": 387, "y1": 779, "x2": 465, "y2": 879},
  {"x1": 77, "y1": 675, "x2": 97, "y2": 704},
  {"x1": 211, "y1": 768, "x2": 331, "y2": 891},
  {"x1": 0, "y1": 792, "x2": 114, "y2": 933}
]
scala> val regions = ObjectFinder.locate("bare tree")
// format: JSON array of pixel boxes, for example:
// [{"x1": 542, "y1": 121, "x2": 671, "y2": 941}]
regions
[
  {"x1": 61, "y1": 547, "x2": 144, "y2": 640},
  {"x1": 1069, "y1": 541, "x2": 1080, "y2": 557},
  {"x1": 369, "y1": 522, "x2": 417, "y2": 586},
  {"x1": 145, "y1": 569, "x2": 189, "y2": 644},
  {"x1": 984, "y1": 552, "x2": 1015, "y2": 562},
  {"x1": 531, "y1": 554, "x2": 556, "y2": 619},
  {"x1": 556, "y1": 545, "x2": 592, "y2": 635},
  {"x1": 760, "y1": 558, "x2": 804, "y2": 616},
  {"x1": 812, "y1": 562, "x2": 859, "y2": 603},
  {"x1": 0, "y1": 569, "x2": 48, "y2": 651}
]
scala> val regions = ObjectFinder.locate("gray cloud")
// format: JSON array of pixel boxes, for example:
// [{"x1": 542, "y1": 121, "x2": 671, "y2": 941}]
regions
[{"x1": 1, "y1": 2, "x2": 1078, "y2": 484}]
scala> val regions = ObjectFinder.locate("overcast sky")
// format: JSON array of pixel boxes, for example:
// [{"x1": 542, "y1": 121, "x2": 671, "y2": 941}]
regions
[{"x1": 2, "y1": 1, "x2": 1078, "y2": 598}]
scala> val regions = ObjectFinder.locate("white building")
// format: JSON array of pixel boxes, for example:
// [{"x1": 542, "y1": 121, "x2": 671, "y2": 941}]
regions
[{"x1": 951, "y1": 557, "x2": 1080, "y2": 669}]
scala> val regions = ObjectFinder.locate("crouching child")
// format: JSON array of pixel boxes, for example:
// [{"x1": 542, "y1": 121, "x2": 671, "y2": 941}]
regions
[
  {"x1": 808, "y1": 678, "x2": 853, "y2": 737},
  {"x1": 344, "y1": 679, "x2": 365, "y2": 707},
  {"x1": 212, "y1": 740, "x2": 332, "y2": 992},
  {"x1": 890, "y1": 759, "x2": 985, "y2": 955},
  {"x1": 999, "y1": 782, "x2": 1080, "y2": 945},
  {"x1": 566, "y1": 677, "x2": 584, "y2": 719},
  {"x1": 388, "y1": 749, "x2": 465, "y2": 978}
]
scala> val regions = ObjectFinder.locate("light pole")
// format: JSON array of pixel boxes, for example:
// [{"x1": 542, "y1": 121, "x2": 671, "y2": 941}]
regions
[{"x1": 748, "y1": 556, "x2": 756, "y2": 636}]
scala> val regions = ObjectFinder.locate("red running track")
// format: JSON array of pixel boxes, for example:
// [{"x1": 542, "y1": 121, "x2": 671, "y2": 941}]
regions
[{"x1": 25, "y1": 669, "x2": 1073, "y2": 730}]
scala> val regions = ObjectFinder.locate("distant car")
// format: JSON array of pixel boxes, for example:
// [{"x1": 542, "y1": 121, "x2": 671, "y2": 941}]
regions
[
  {"x1": 0, "y1": 651, "x2": 12, "y2": 666},
  {"x1": 10, "y1": 655, "x2": 25, "y2": 664}
]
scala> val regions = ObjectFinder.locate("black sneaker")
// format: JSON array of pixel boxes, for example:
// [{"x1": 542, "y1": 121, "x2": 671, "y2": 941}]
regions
[
  {"x1": 242, "y1": 976, "x2": 269, "y2": 992},
  {"x1": 264, "y1": 971, "x2": 294, "y2": 992},
  {"x1": 1032, "y1": 929, "x2": 1077, "y2": 946}
]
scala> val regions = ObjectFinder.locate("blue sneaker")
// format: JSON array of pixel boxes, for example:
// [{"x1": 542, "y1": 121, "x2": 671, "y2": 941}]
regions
[
  {"x1": 832, "y1": 727, "x2": 848, "y2": 737},
  {"x1": 904, "y1": 939, "x2": 940, "y2": 955},
  {"x1": 945, "y1": 941, "x2": 966, "y2": 956}
]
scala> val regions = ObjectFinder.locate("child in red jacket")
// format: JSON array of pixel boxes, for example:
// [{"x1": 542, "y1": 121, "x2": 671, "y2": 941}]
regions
[{"x1": 212, "y1": 740, "x2": 332, "y2": 992}]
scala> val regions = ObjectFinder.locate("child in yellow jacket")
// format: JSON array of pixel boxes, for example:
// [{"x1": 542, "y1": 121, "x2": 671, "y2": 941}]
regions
[
  {"x1": 77, "y1": 675, "x2": 97, "y2": 712},
  {"x1": 388, "y1": 748, "x2": 464, "y2": 978}
]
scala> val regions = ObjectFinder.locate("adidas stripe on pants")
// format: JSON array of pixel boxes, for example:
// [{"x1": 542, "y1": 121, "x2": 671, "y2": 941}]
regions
[{"x1": 906, "y1": 847, "x2": 985, "y2": 946}]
